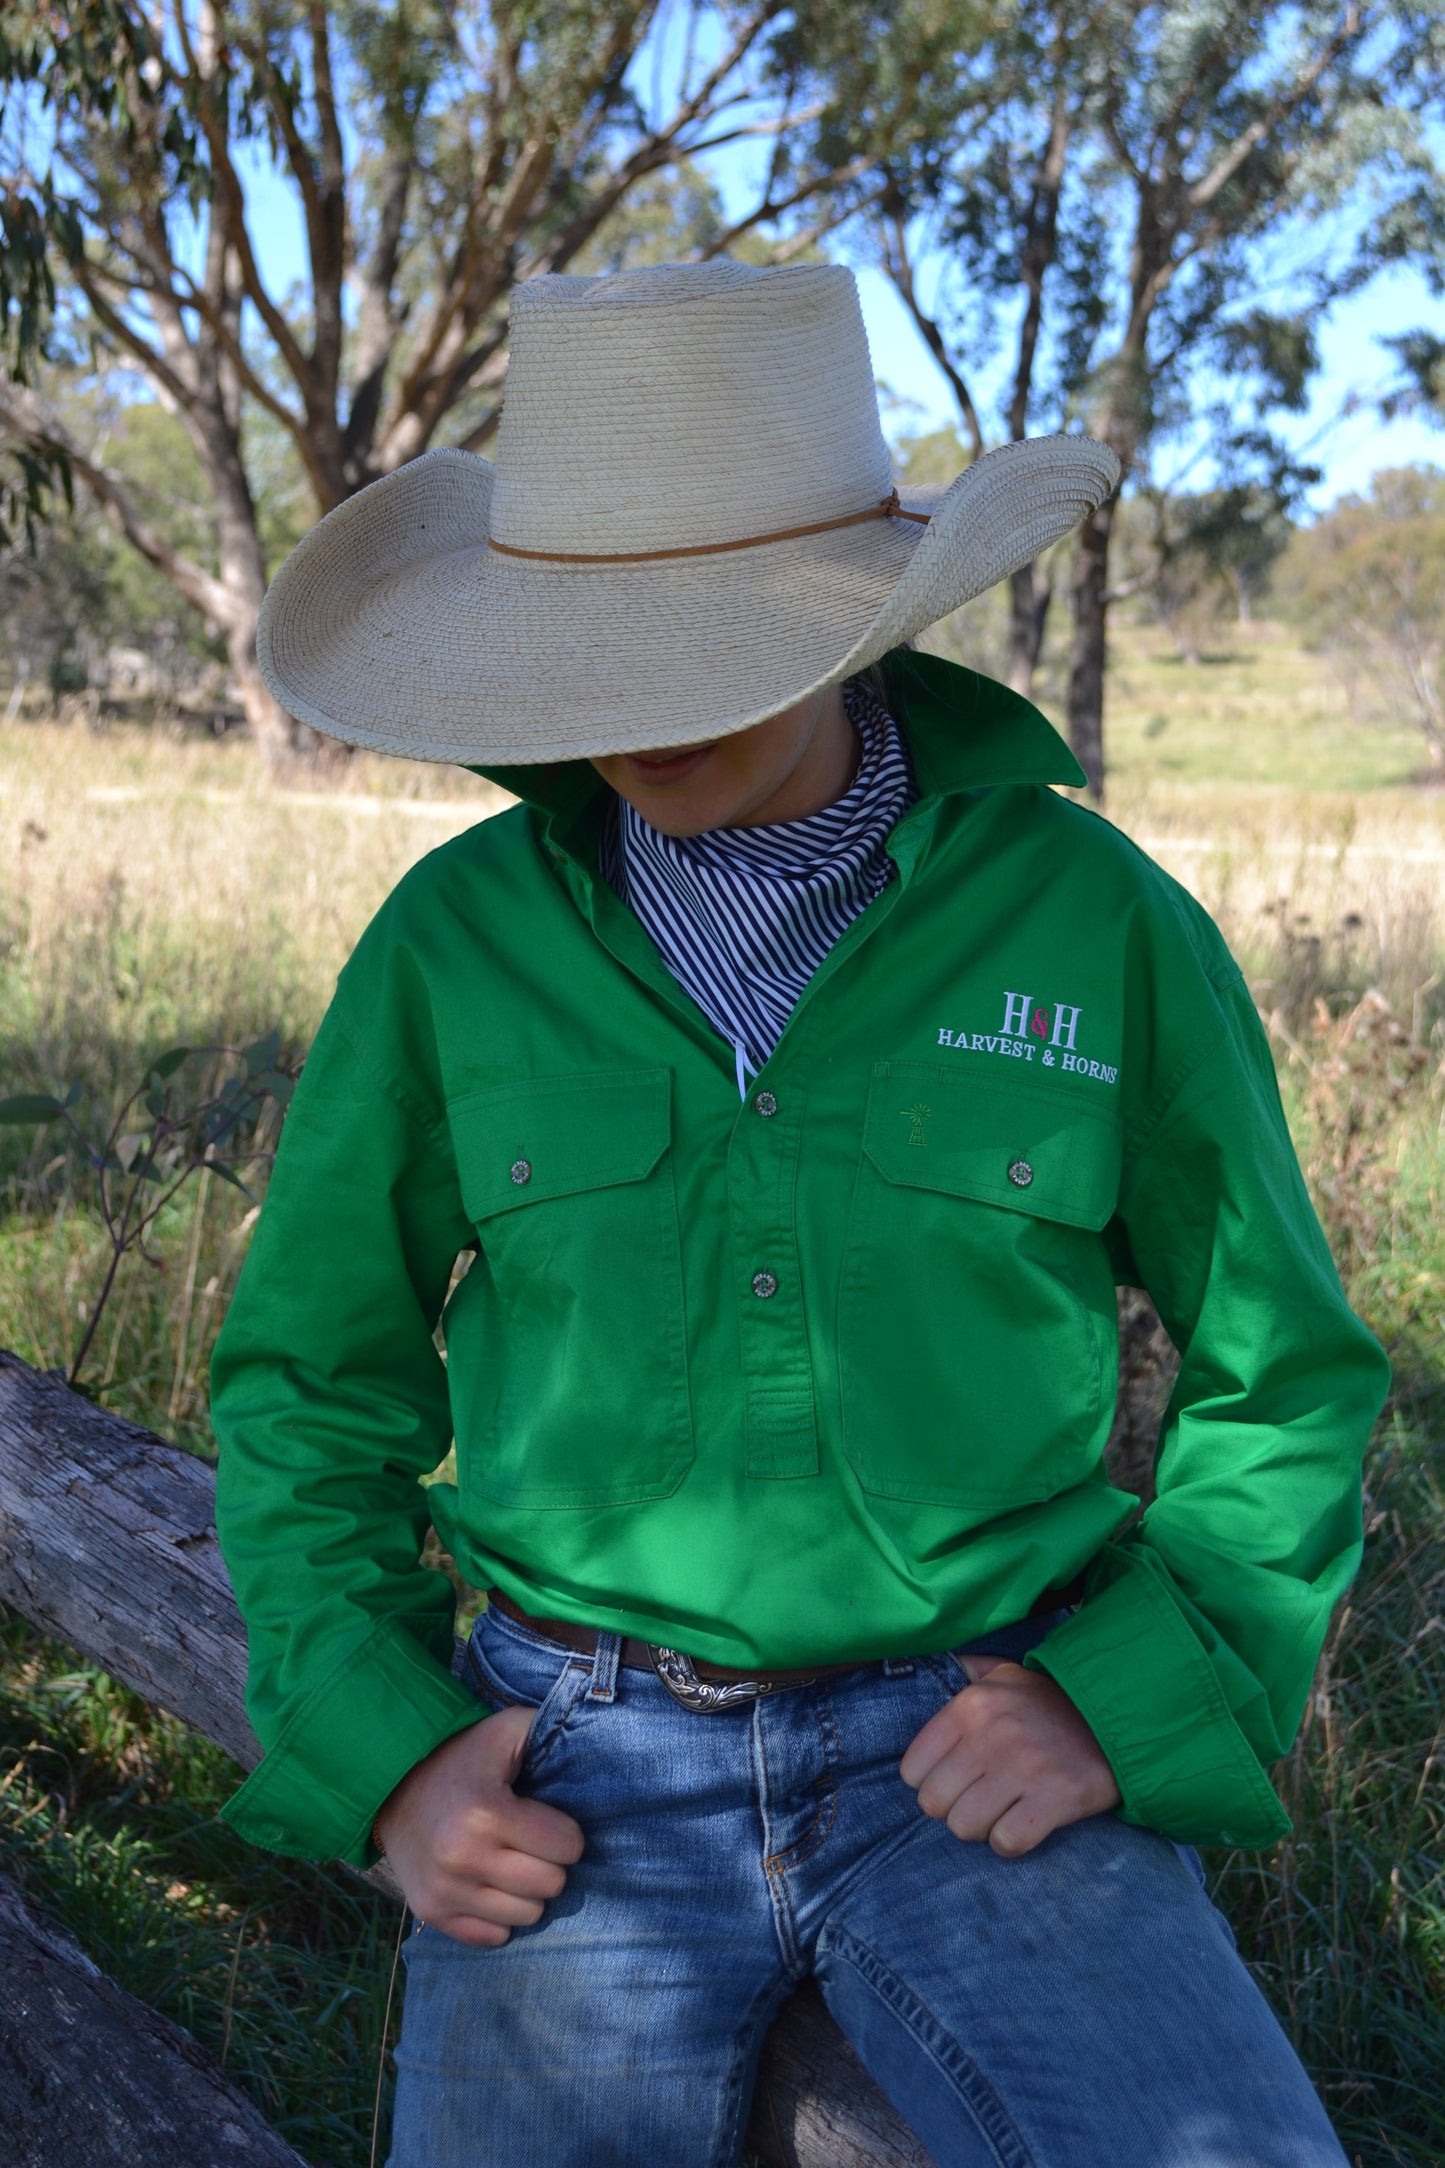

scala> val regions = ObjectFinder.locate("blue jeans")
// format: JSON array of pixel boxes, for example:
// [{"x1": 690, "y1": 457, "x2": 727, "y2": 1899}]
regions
[{"x1": 388, "y1": 1601, "x2": 1348, "y2": 2168}]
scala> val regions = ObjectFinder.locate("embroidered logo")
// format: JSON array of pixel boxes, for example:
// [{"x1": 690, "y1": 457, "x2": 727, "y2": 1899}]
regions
[
  {"x1": 999, "y1": 990, "x2": 1080, "y2": 1051},
  {"x1": 934, "y1": 991, "x2": 1118, "y2": 1086},
  {"x1": 901, "y1": 1102, "x2": 932, "y2": 1147}
]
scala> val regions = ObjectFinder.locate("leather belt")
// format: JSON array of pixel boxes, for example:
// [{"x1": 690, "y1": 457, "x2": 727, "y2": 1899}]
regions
[{"x1": 486, "y1": 1578, "x2": 1086, "y2": 1715}]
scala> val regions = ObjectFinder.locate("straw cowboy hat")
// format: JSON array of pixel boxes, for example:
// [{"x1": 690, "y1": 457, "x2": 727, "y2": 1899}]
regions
[{"x1": 256, "y1": 258, "x2": 1119, "y2": 765}]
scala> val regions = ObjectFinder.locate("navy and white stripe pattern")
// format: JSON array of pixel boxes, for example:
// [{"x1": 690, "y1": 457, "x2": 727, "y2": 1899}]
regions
[{"x1": 600, "y1": 673, "x2": 918, "y2": 1088}]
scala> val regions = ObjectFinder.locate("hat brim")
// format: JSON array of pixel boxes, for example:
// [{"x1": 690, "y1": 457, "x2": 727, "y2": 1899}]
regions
[{"x1": 257, "y1": 437, "x2": 1118, "y2": 764}]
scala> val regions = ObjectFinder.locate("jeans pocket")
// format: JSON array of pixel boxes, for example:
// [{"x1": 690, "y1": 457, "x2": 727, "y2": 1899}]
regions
[{"x1": 463, "y1": 1616, "x2": 590, "y2": 1776}]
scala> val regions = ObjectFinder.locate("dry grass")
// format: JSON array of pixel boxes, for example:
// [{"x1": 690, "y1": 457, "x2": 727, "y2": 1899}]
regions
[
  {"x1": 0, "y1": 717, "x2": 510, "y2": 1438},
  {"x1": 0, "y1": 711, "x2": 507, "y2": 1038}
]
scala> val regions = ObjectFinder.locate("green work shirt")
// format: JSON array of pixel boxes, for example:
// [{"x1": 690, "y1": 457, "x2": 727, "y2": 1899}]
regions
[{"x1": 210, "y1": 646, "x2": 1390, "y2": 1872}]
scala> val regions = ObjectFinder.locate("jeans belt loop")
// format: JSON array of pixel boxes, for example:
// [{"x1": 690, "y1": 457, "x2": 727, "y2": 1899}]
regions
[{"x1": 587, "y1": 1630, "x2": 622, "y2": 1704}]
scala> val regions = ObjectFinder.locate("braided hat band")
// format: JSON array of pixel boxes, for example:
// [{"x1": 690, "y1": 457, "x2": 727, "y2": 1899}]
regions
[{"x1": 257, "y1": 260, "x2": 1119, "y2": 765}]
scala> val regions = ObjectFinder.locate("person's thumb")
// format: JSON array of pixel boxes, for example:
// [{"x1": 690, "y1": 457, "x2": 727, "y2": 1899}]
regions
[
  {"x1": 957, "y1": 1653, "x2": 1011, "y2": 1685},
  {"x1": 473, "y1": 1699, "x2": 535, "y2": 1782}
]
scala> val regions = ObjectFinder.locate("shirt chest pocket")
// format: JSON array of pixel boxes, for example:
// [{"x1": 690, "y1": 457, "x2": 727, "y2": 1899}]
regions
[
  {"x1": 444, "y1": 1068, "x2": 694, "y2": 1508},
  {"x1": 839, "y1": 1060, "x2": 1122, "y2": 1513}
]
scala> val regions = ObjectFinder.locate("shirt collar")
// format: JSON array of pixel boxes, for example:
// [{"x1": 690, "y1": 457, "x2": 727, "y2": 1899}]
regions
[{"x1": 466, "y1": 647, "x2": 1085, "y2": 857}]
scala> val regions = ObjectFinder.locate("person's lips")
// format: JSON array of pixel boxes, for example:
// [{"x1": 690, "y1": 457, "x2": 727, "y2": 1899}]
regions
[{"x1": 623, "y1": 742, "x2": 718, "y2": 785}]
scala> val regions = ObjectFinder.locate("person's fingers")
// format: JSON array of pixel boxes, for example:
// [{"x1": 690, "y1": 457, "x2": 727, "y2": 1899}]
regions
[
  {"x1": 898, "y1": 1698, "x2": 971, "y2": 1789},
  {"x1": 912, "y1": 1737, "x2": 997, "y2": 1824},
  {"x1": 487, "y1": 1790, "x2": 587, "y2": 1866},
  {"x1": 464, "y1": 1884, "x2": 548, "y2": 1928},
  {"x1": 981, "y1": 1796, "x2": 1057, "y2": 1858},
  {"x1": 421, "y1": 1877, "x2": 549, "y2": 1932},
  {"x1": 944, "y1": 1774, "x2": 1026, "y2": 1844},
  {"x1": 481, "y1": 1844, "x2": 571, "y2": 1904},
  {"x1": 425, "y1": 1913, "x2": 514, "y2": 1948}
]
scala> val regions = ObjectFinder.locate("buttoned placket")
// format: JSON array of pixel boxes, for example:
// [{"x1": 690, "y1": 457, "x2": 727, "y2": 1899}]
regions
[{"x1": 544, "y1": 787, "x2": 943, "y2": 1485}]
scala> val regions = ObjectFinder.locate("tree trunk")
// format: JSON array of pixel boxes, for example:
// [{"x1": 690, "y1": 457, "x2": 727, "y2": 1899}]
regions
[
  {"x1": 1065, "y1": 498, "x2": 1115, "y2": 798},
  {"x1": 0, "y1": 1351, "x2": 930, "y2": 2168},
  {"x1": 1007, "y1": 561, "x2": 1053, "y2": 697},
  {"x1": 229, "y1": 640, "x2": 306, "y2": 770},
  {"x1": 0, "y1": 1873, "x2": 309, "y2": 2168},
  {"x1": 186, "y1": 409, "x2": 314, "y2": 774},
  {"x1": 749, "y1": 1983, "x2": 936, "y2": 2167}
]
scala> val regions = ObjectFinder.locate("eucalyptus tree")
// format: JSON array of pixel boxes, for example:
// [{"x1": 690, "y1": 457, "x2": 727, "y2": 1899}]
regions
[
  {"x1": 786, "y1": 0, "x2": 1431, "y2": 795},
  {"x1": 1053, "y1": 0, "x2": 1414, "y2": 795},
  {"x1": 0, "y1": 1, "x2": 873, "y2": 761}
]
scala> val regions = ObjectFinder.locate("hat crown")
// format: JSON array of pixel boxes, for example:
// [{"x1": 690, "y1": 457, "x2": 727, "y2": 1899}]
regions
[{"x1": 490, "y1": 261, "x2": 894, "y2": 558}]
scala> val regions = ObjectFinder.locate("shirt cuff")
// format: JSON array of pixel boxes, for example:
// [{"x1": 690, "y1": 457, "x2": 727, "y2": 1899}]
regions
[
  {"x1": 1020, "y1": 1543, "x2": 1293, "y2": 1849},
  {"x1": 219, "y1": 1612, "x2": 490, "y2": 1869}
]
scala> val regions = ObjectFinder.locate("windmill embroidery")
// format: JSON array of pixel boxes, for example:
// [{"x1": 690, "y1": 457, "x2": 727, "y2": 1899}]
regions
[{"x1": 901, "y1": 1103, "x2": 932, "y2": 1148}]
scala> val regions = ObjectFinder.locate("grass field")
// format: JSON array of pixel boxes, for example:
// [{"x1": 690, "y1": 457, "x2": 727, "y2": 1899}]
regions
[{"x1": 1, "y1": 620, "x2": 1442, "y2": 2165}]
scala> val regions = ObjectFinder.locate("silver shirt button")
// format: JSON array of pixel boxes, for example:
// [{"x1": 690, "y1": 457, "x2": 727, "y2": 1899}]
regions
[
  {"x1": 1007, "y1": 1159, "x2": 1034, "y2": 1189},
  {"x1": 754, "y1": 1090, "x2": 778, "y2": 1118},
  {"x1": 510, "y1": 1158, "x2": 533, "y2": 1185},
  {"x1": 751, "y1": 1269, "x2": 779, "y2": 1300}
]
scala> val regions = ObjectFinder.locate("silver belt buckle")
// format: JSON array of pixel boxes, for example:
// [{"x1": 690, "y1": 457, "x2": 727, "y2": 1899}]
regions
[{"x1": 647, "y1": 1644, "x2": 787, "y2": 1713}]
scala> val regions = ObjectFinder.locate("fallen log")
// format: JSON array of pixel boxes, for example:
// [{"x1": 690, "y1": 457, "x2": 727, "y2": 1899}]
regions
[
  {"x1": 0, "y1": 1871, "x2": 308, "y2": 2168},
  {"x1": 0, "y1": 1350, "x2": 933, "y2": 2168}
]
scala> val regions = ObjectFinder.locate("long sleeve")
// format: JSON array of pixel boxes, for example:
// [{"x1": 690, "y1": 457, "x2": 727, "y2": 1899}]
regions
[
  {"x1": 211, "y1": 987, "x2": 488, "y2": 1869},
  {"x1": 1021, "y1": 971, "x2": 1391, "y2": 1847}
]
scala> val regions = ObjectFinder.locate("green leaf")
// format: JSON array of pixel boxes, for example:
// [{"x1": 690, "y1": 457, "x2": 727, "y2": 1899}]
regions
[
  {"x1": 63, "y1": 1081, "x2": 84, "y2": 1108},
  {"x1": 150, "y1": 1046, "x2": 190, "y2": 1081},
  {"x1": 145, "y1": 1081, "x2": 166, "y2": 1119},
  {"x1": 206, "y1": 1161, "x2": 259, "y2": 1204},
  {"x1": 0, "y1": 1093, "x2": 66, "y2": 1122},
  {"x1": 259, "y1": 1070, "x2": 295, "y2": 1106},
  {"x1": 244, "y1": 1030, "x2": 281, "y2": 1077}
]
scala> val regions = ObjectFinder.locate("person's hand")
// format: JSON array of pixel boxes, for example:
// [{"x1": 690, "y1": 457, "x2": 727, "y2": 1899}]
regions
[
  {"x1": 373, "y1": 1704, "x2": 585, "y2": 1945},
  {"x1": 900, "y1": 1653, "x2": 1121, "y2": 1857}
]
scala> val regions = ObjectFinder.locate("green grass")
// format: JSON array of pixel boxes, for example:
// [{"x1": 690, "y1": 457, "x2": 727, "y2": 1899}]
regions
[
  {"x1": 1, "y1": 645, "x2": 1443, "y2": 2165},
  {"x1": 924, "y1": 604, "x2": 1430, "y2": 791},
  {"x1": 0, "y1": 1612, "x2": 407, "y2": 2165},
  {"x1": 1098, "y1": 619, "x2": 1428, "y2": 792}
]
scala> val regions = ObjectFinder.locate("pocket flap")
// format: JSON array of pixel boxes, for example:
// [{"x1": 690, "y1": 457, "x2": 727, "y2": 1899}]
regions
[
  {"x1": 862, "y1": 1059, "x2": 1120, "y2": 1231},
  {"x1": 448, "y1": 1068, "x2": 671, "y2": 1219}
]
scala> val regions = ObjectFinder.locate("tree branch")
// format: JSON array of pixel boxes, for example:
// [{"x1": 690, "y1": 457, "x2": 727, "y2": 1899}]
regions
[
  {"x1": 1187, "y1": 4, "x2": 1360, "y2": 215},
  {"x1": 189, "y1": 78, "x2": 315, "y2": 399},
  {"x1": 305, "y1": 3, "x2": 347, "y2": 404},
  {"x1": 0, "y1": 385, "x2": 232, "y2": 626},
  {"x1": 70, "y1": 262, "x2": 196, "y2": 414},
  {"x1": 700, "y1": 155, "x2": 880, "y2": 258},
  {"x1": 1008, "y1": 73, "x2": 1072, "y2": 443},
  {"x1": 342, "y1": 146, "x2": 413, "y2": 471},
  {"x1": 878, "y1": 196, "x2": 985, "y2": 458}
]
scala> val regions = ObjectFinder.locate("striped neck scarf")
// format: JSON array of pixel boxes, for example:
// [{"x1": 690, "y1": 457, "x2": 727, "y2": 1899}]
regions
[{"x1": 600, "y1": 673, "x2": 918, "y2": 1091}]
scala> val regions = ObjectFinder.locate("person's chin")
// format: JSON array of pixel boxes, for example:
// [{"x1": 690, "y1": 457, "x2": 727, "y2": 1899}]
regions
[{"x1": 630, "y1": 798, "x2": 730, "y2": 838}]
